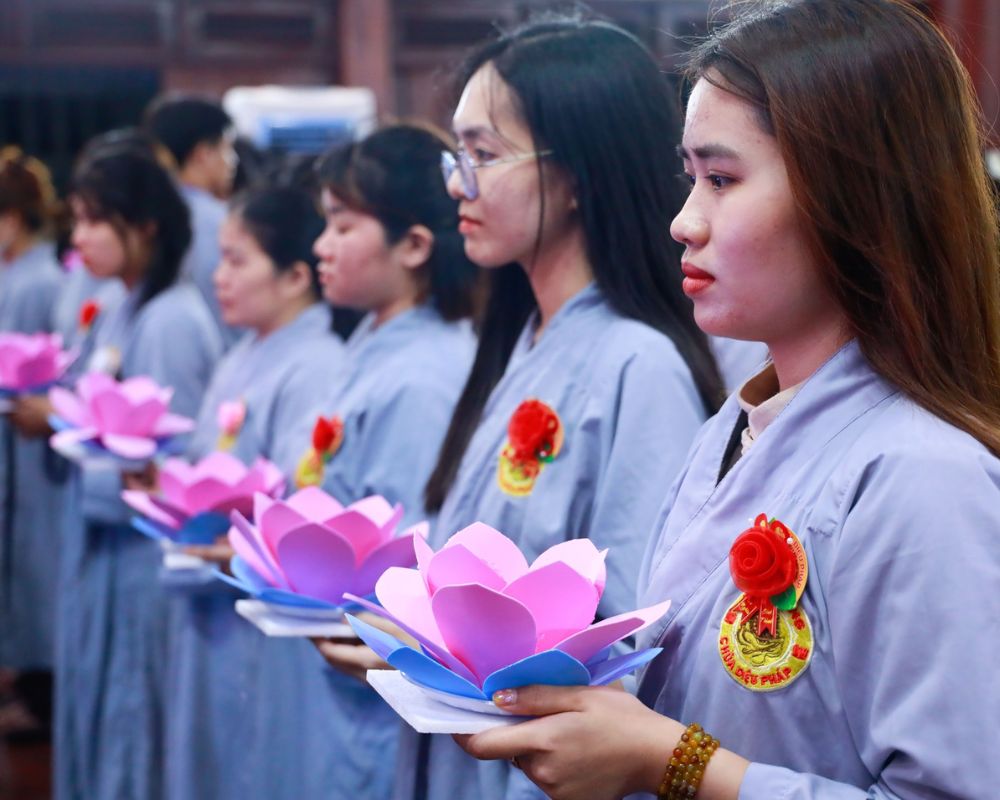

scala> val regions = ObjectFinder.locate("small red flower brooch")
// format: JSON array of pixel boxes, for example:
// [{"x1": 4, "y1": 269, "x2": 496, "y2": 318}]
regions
[
  {"x1": 294, "y1": 414, "x2": 344, "y2": 488},
  {"x1": 718, "y1": 514, "x2": 813, "y2": 692},
  {"x1": 496, "y1": 399, "x2": 563, "y2": 497}
]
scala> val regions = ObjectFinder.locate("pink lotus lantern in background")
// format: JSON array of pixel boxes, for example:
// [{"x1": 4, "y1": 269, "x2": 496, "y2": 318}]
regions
[
  {"x1": 122, "y1": 452, "x2": 285, "y2": 545},
  {"x1": 347, "y1": 523, "x2": 671, "y2": 701},
  {"x1": 221, "y1": 486, "x2": 428, "y2": 611},
  {"x1": 48, "y1": 372, "x2": 194, "y2": 463},
  {"x1": 0, "y1": 332, "x2": 75, "y2": 394}
]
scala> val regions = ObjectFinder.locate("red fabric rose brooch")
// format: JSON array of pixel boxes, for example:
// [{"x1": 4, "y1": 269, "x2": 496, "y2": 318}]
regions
[
  {"x1": 78, "y1": 299, "x2": 100, "y2": 334},
  {"x1": 496, "y1": 399, "x2": 564, "y2": 497},
  {"x1": 294, "y1": 414, "x2": 344, "y2": 489},
  {"x1": 718, "y1": 514, "x2": 813, "y2": 692}
]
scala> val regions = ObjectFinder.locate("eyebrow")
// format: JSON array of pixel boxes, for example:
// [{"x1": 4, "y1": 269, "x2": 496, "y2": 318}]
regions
[{"x1": 676, "y1": 143, "x2": 742, "y2": 161}]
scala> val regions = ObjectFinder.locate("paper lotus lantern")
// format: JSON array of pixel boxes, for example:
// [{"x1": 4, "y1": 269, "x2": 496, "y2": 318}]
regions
[
  {"x1": 49, "y1": 372, "x2": 194, "y2": 461},
  {"x1": 0, "y1": 332, "x2": 75, "y2": 393},
  {"x1": 222, "y1": 486, "x2": 428, "y2": 610},
  {"x1": 122, "y1": 452, "x2": 285, "y2": 545},
  {"x1": 345, "y1": 523, "x2": 671, "y2": 701}
]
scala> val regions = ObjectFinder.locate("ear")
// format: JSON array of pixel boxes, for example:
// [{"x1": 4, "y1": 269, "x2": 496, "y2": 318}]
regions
[
  {"x1": 395, "y1": 224, "x2": 435, "y2": 271},
  {"x1": 280, "y1": 260, "x2": 316, "y2": 297}
]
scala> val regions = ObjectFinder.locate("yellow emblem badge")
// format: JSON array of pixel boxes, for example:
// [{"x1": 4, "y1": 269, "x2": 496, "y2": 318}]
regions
[
  {"x1": 718, "y1": 513, "x2": 813, "y2": 692},
  {"x1": 496, "y1": 399, "x2": 563, "y2": 497}
]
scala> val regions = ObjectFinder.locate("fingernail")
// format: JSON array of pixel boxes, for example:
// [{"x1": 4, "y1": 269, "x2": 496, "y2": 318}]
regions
[{"x1": 493, "y1": 689, "x2": 517, "y2": 706}]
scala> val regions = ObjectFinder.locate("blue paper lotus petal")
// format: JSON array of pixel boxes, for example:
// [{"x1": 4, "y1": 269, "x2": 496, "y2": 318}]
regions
[
  {"x1": 348, "y1": 614, "x2": 484, "y2": 699},
  {"x1": 130, "y1": 515, "x2": 173, "y2": 543},
  {"x1": 347, "y1": 612, "x2": 643, "y2": 703},
  {"x1": 587, "y1": 648, "x2": 662, "y2": 686},
  {"x1": 481, "y1": 649, "x2": 591, "y2": 698},
  {"x1": 177, "y1": 511, "x2": 230, "y2": 545},
  {"x1": 220, "y1": 555, "x2": 368, "y2": 613}
]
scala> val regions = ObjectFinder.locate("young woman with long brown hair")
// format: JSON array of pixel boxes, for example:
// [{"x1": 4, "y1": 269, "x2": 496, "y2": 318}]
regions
[{"x1": 457, "y1": 2, "x2": 1000, "y2": 798}]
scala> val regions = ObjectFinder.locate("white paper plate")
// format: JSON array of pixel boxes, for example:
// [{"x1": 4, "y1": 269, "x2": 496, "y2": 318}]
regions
[
  {"x1": 259, "y1": 600, "x2": 346, "y2": 621},
  {"x1": 367, "y1": 669, "x2": 529, "y2": 734},
  {"x1": 401, "y1": 673, "x2": 508, "y2": 716},
  {"x1": 235, "y1": 599, "x2": 354, "y2": 638}
]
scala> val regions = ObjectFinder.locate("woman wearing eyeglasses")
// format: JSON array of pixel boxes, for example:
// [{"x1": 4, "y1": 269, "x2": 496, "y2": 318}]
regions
[
  {"x1": 453, "y1": 2, "x2": 1000, "y2": 799},
  {"x1": 355, "y1": 15, "x2": 724, "y2": 800}
]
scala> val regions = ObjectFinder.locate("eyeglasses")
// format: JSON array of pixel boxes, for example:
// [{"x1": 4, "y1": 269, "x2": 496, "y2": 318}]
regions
[{"x1": 440, "y1": 147, "x2": 554, "y2": 201}]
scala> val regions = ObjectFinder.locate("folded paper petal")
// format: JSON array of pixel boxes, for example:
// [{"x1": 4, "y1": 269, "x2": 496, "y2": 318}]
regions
[
  {"x1": 353, "y1": 533, "x2": 420, "y2": 598},
  {"x1": 446, "y1": 522, "x2": 529, "y2": 583},
  {"x1": 529, "y1": 539, "x2": 607, "y2": 597},
  {"x1": 431, "y1": 583, "x2": 537, "y2": 686},
  {"x1": 502, "y1": 561, "x2": 600, "y2": 651},
  {"x1": 481, "y1": 649, "x2": 592, "y2": 698},
  {"x1": 587, "y1": 648, "x2": 662, "y2": 686},
  {"x1": 129, "y1": 515, "x2": 174, "y2": 542},
  {"x1": 323, "y1": 509, "x2": 384, "y2": 566},
  {"x1": 347, "y1": 615, "x2": 484, "y2": 699},
  {"x1": 121, "y1": 490, "x2": 185, "y2": 530},
  {"x1": 287, "y1": 485, "x2": 344, "y2": 522},
  {"x1": 374, "y1": 567, "x2": 448, "y2": 650},
  {"x1": 153, "y1": 413, "x2": 195, "y2": 437},
  {"x1": 344, "y1": 591, "x2": 479, "y2": 685},
  {"x1": 346, "y1": 496, "x2": 398, "y2": 530},
  {"x1": 554, "y1": 599, "x2": 671, "y2": 664},
  {"x1": 177, "y1": 511, "x2": 230, "y2": 545},
  {"x1": 100, "y1": 432, "x2": 157, "y2": 460},
  {"x1": 276, "y1": 524, "x2": 356, "y2": 604},
  {"x1": 228, "y1": 511, "x2": 287, "y2": 588},
  {"x1": 426, "y1": 544, "x2": 507, "y2": 594},
  {"x1": 48, "y1": 387, "x2": 89, "y2": 427}
]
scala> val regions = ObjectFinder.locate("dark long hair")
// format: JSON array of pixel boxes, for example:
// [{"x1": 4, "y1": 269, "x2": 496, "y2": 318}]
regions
[
  {"x1": 70, "y1": 133, "x2": 191, "y2": 310},
  {"x1": 424, "y1": 14, "x2": 725, "y2": 512},
  {"x1": 315, "y1": 124, "x2": 480, "y2": 322},
  {"x1": 229, "y1": 186, "x2": 325, "y2": 298},
  {"x1": 688, "y1": 0, "x2": 1000, "y2": 454}
]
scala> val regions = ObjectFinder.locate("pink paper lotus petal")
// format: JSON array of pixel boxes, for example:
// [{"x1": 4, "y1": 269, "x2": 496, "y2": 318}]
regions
[
  {"x1": 446, "y1": 523, "x2": 529, "y2": 583},
  {"x1": 374, "y1": 567, "x2": 448, "y2": 649},
  {"x1": 153, "y1": 413, "x2": 195, "y2": 437},
  {"x1": 414, "y1": 532, "x2": 435, "y2": 591},
  {"x1": 426, "y1": 544, "x2": 506, "y2": 594},
  {"x1": 275, "y1": 525, "x2": 356, "y2": 605},
  {"x1": 286, "y1": 485, "x2": 344, "y2": 522},
  {"x1": 324, "y1": 509, "x2": 385, "y2": 566},
  {"x1": 120, "y1": 490, "x2": 184, "y2": 530},
  {"x1": 258, "y1": 497, "x2": 310, "y2": 545},
  {"x1": 228, "y1": 511, "x2": 287, "y2": 588},
  {"x1": 48, "y1": 387, "x2": 90, "y2": 427},
  {"x1": 100, "y1": 433, "x2": 156, "y2": 460},
  {"x1": 190, "y1": 451, "x2": 244, "y2": 480},
  {"x1": 346, "y1": 495, "x2": 397, "y2": 529},
  {"x1": 186, "y1": 477, "x2": 241, "y2": 513},
  {"x1": 76, "y1": 372, "x2": 117, "y2": 405},
  {"x1": 343, "y1": 591, "x2": 480, "y2": 685},
  {"x1": 158, "y1": 466, "x2": 193, "y2": 506},
  {"x1": 554, "y1": 599, "x2": 672, "y2": 664},
  {"x1": 251, "y1": 458, "x2": 286, "y2": 496},
  {"x1": 353, "y1": 533, "x2": 420, "y2": 597},
  {"x1": 530, "y1": 539, "x2": 607, "y2": 597},
  {"x1": 50, "y1": 427, "x2": 98, "y2": 449},
  {"x1": 432, "y1": 583, "x2": 537, "y2": 686},
  {"x1": 91, "y1": 391, "x2": 163, "y2": 436},
  {"x1": 502, "y1": 561, "x2": 601, "y2": 651},
  {"x1": 145, "y1": 493, "x2": 190, "y2": 523}
]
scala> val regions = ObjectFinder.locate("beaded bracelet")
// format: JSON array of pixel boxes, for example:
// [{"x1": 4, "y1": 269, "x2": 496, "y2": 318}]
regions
[{"x1": 657, "y1": 722, "x2": 720, "y2": 800}]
